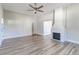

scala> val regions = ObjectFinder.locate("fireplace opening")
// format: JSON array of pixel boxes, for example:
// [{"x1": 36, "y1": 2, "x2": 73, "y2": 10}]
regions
[{"x1": 53, "y1": 32, "x2": 60, "y2": 40}]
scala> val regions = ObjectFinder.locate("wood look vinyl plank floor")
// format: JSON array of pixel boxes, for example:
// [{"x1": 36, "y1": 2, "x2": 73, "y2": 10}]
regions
[{"x1": 0, "y1": 35, "x2": 79, "y2": 55}]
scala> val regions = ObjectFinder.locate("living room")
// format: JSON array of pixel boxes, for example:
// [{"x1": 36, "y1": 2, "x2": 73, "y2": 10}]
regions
[{"x1": 0, "y1": 3, "x2": 79, "y2": 55}]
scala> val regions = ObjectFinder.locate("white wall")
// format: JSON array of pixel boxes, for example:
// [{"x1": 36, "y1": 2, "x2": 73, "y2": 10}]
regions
[
  {"x1": 3, "y1": 9, "x2": 53, "y2": 39},
  {"x1": 38, "y1": 4, "x2": 79, "y2": 44},
  {"x1": 44, "y1": 21, "x2": 52, "y2": 35},
  {"x1": 66, "y1": 4, "x2": 79, "y2": 44},
  {"x1": 3, "y1": 10, "x2": 34, "y2": 39},
  {"x1": 52, "y1": 8, "x2": 66, "y2": 42},
  {"x1": 53, "y1": 4, "x2": 79, "y2": 44},
  {"x1": 0, "y1": 4, "x2": 4, "y2": 45},
  {"x1": 32, "y1": 14, "x2": 39, "y2": 34},
  {"x1": 3, "y1": 4, "x2": 79, "y2": 44},
  {"x1": 35, "y1": 12, "x2": 53, "y2": 35},
  {"x1": 36, "y1": 20, "x2": 52, "y2": 35}
]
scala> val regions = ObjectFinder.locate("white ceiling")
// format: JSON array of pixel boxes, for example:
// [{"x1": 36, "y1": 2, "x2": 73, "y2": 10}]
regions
[{"x1": 2, "y1": 3, "x2": 73, "y2": 15}]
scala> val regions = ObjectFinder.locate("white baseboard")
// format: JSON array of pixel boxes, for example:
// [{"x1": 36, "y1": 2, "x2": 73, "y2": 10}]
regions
[
  {"x1": 37, "y1": 33, "x2": 52, "y2": 36},
  {"x1": 3, "y1": 34, "x2": 32, "y2": 39},
  {"x1": 0, "y1": 41, "x2": 2, "y2": 47},
  {"x1": 35, "y1": 33, "x2": 44, "y2": 36},
  {"x1": 0, "y1": 39, "x2": 4, "y2": 47},
  {"x1": 67, "y1": 39, "x2": 79, "y2": 44},
  {"x1": 3, "y1": 33, "x2": 50, "y2": 39}
]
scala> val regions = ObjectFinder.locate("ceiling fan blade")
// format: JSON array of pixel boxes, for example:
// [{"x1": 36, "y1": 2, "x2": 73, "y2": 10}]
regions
[
  {"x1": 37, "y1": 5, "x2": 43, "y2": 9},
  {"x1": 29, "y1": 4, "x2": 35, "y2": 9},
  {"x1": 37, "y1": 10, "x2": 44, "y2": 12},
  {"x1": 29, "y1": 4, "x2": 38, "y2": 10}
]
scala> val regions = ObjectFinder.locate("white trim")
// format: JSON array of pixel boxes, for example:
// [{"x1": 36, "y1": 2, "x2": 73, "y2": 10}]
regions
[
  {"x1": 37, "y1": 32, "x2": 52, "y2": 36},
  {"x1": 43, "y1": 33, "x2": 52, "y2": 36},
  {"x1": 36, "y1": 33, "x2": 44, "y2": 36},
  {"x1": 0, "y1": 41, "x2": 2, "y2": 47},
  {"x1": 3, "y1": 34, "x2": 32, "y2": 39},
  {"x1": 0, "y1": 38, "x2": 4, "y2": 47},
  {"x1": 67, "y1": 39, "x2": 79, "y2": 44}
]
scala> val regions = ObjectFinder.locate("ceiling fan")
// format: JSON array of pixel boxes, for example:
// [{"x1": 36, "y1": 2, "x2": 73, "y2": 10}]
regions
[{"x1": 27, "y1": 3, "x2": 44, "y2": 14}]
